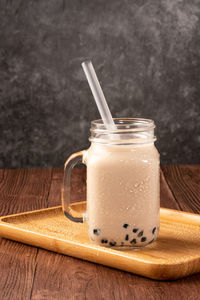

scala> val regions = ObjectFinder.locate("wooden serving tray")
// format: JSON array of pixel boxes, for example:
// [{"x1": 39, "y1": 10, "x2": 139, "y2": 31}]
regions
[{"x1": 0, "y1": 205, "x2": 200, "y2": 280}]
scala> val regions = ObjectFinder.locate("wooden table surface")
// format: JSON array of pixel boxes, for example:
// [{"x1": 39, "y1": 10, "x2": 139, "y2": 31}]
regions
[{"x1": 0, "y1": 165, "x2": 199, "y2": 300}]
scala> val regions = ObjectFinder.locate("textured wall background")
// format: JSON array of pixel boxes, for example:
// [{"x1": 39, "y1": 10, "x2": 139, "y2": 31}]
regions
[{"x1": 0, "y1": 0, "x2": 200, "y2": 168}]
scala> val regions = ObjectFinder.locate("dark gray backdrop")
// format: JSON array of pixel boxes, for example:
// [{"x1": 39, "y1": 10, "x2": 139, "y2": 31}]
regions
[{"x1": 0, "y1": 0, "x2": 200, "y2": 168}]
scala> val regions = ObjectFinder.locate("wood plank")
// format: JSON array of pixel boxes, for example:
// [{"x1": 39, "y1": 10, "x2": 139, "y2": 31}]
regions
[
  {"x1": 162, "y1": 165, "x2": 200, "y2": 214},
  {"x1": 0, "y1": 169, "x2": 52, "y2": 300},
  {"x1": 71, "y1": 167, "x2": 86, "y2": 204},
  {"x1": 30, "y1": 249, "x2": 200, "y2": 300},
  {"x1": 0, "y1": 239, "x2": 38, "y2": 300},
  {"x1": 88, "y1": 265, "x2": 200, "y2": 300},
  {"x1": 47, "y1": 168, "x2": 63, "y2": 207},
  {"x1": 160, "y1": 169, "x2": 180, "y2": 210},
  {"x1": 30, "y1": 250, "x2": 101, "y2": 300},
  {"x1": 0, "y1": 169, "x2": 52, "y2": 216}
]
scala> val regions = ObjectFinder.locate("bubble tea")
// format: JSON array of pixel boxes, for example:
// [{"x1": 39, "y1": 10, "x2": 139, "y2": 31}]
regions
[{"x1": 63, "y1": 118, "x2": 160, "y2": 248}]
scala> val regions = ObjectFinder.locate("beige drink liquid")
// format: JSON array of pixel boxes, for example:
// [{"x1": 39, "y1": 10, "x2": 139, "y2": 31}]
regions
[
  {"x1": 63, "y1": 118, "x2": 160, "y2": 248},
  {"x1": 85, "y1": 143, "x2": 160, "y2": 247}
]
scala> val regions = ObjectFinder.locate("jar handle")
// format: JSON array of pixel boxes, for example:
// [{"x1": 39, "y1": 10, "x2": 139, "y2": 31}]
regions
[{"x1": 62, "y1": 150, "x2": 86, "y2": 223}]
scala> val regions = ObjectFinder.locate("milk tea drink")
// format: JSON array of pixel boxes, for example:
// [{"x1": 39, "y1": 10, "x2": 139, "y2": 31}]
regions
[
  {"x1": 63, "y1": 118, "x2": 160, "y2": 248},
  {"x1": 85, "y1": 143, "x2": 160, "y2": 247}
]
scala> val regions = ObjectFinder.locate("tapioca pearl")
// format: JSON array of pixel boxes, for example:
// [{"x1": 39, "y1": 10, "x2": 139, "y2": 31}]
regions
[
  {"x1": 152, "y1": 227, "x2": 156, "y2": 234},
  {"x1": 123, "y1": 223, "x2": 129, "y2": 228},
  {"x1": 130, "y1": 238, "x2": 137, "y2": 244},
  {"x1": 137, "y1": 230, "x2": 143, "y2": 237},
  {"x1": 132, "y1": 228, "x2": 138, "y2": 233},
  {"x1": 93, "y1": 229, "x2": 100, "y2": 236},
  {"x1": 109, "y1": 241, "x2": 116, "y2": 246},
  {"x1": 141, "y1": 237, "x2": 147, "y2": 242},
  {"x1": 121, "y1": 242, "x2": 124, "y2": 246},
  {"x1": 125, "y1": 234, "x2": 129, "y2": 241},
  {"x1": 101, "y1": 239, "x2": 108, "y2": 244}
]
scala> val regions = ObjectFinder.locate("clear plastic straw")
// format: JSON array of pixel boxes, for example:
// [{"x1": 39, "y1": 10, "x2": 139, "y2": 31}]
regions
[{"x1": 81, "y1": 60, "x2": 116, "y2": 130}]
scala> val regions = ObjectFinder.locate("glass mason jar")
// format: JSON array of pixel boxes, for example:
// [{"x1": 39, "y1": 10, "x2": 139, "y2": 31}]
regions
[{"x1": 62, "y1": 118, "x2": 160, "y2": 248}]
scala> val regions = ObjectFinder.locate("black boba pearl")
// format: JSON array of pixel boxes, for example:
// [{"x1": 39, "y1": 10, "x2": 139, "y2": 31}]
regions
[
  {"x1": 125, "y1": 234, "x2": 129, "y2": 241},
  {"x1": 152, "y1": 227, "x2": 156, "y2": 234},
  {"x1": 141, "y1": 237, "x2": 147, "y2": 242},
  {"x1": 123, "y1": 223, "x2": 129, "y2": 228},
  {"x1": 130, "y1": 238, "x2": 137, "y2": 244},
  {"x1": 109, "y1": 241, "x2": 116, "y2": 246},
  {"x1": 121, "y1": 242, "x2": 124, "y2": 246},
  {"x1": 137, "y1": 230, "x2": 143, "y2": 237},
  {"x1": 93, "y1": 229, "x2": 100, "y2": 236},
  {"x1": 133, "y1": 228, "x2": 139, "y2": 233},
  {"x1": 101, "y1": 239, "x2": 108, "y2": 244}
]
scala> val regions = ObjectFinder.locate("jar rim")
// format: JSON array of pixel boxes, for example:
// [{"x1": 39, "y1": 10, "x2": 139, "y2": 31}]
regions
[
  {"x1": 91, "y1": 118, "x2": 155, "y2": 131},
  {"x1": 89, "y1": 118, "x2": 156, "y2": 145}
]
